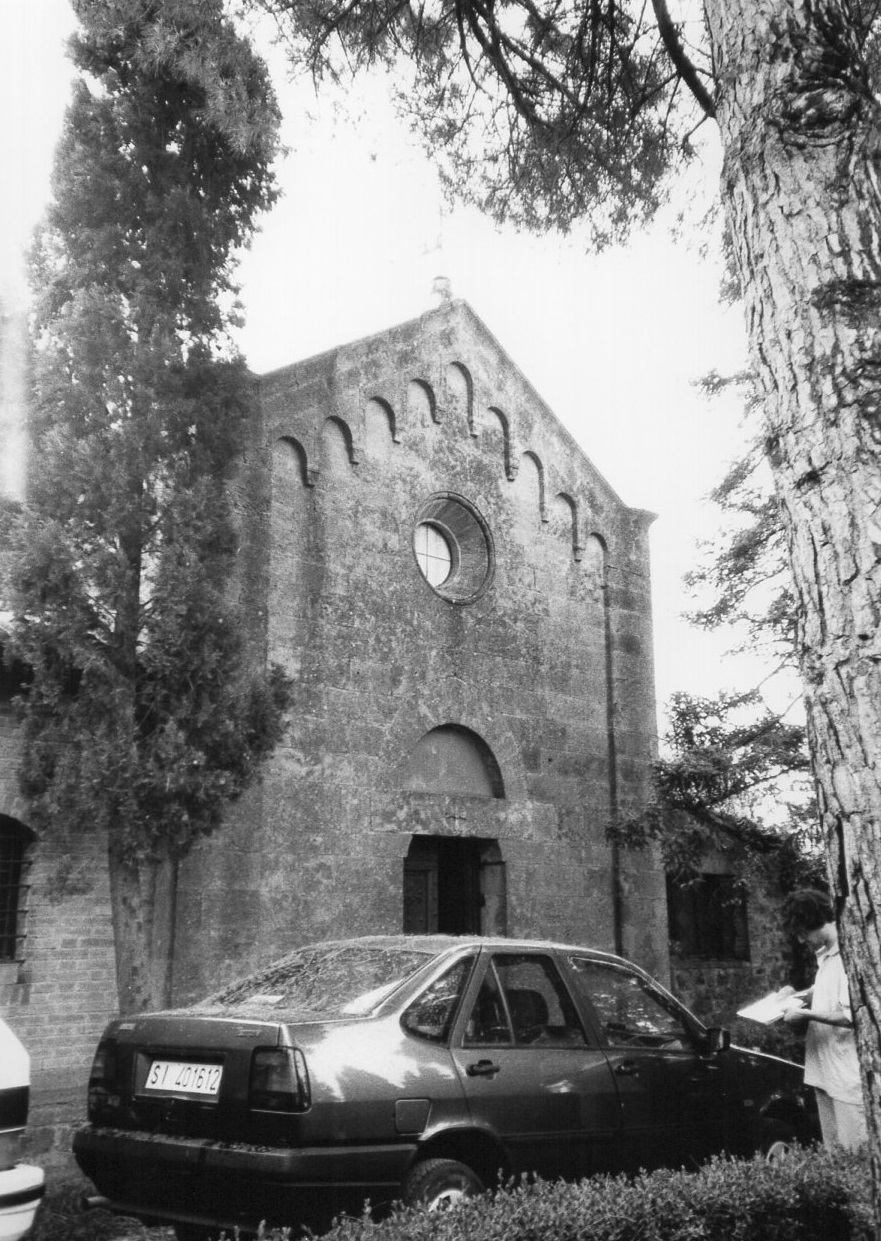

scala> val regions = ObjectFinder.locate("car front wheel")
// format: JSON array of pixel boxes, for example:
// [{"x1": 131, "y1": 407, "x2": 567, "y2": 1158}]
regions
[
  {"x1": 402, "y1": 1158, "x2": 484, "y2": 1210},
  {"x1": 761, "y1": 1118, "x2": 797, "y2": 1163}
]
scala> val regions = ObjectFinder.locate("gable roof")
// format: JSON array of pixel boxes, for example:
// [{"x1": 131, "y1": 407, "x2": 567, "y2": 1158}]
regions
[{"x1": 259, "y1": 297, "x2": 655, "y2": 524}]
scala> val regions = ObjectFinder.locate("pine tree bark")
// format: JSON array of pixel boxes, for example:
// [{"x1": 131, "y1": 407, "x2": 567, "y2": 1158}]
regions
[{"x1": 705, "y1": 0, "x2": 881, "y2": 1211}]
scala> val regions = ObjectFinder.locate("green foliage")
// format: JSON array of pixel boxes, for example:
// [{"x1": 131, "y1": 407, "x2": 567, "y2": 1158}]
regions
[
  {"x1": 686, "y1": 376, "x2": 796, "y2": 669},
  {"x1": 663, "y1": 689, "x2": 809, "y2": 814},
  {"x1": 31, "y1": 1151, "x2": 875, "y2": 1241},
  {"x1": 252, "y1": 1147, "x2": 872, "y2": 1241},
  {"x1": 0, "y1": 0, "x2": 286, "y2": 871},
  {"x1": 608, "y1": 690, "x2": 821, "y2": 892},
  {"x1": 247, "y1": 0, "x2": 881, "y2": 259},
  {"x1": 257, "y1": 0, "x2": 712, "y2": 249}
]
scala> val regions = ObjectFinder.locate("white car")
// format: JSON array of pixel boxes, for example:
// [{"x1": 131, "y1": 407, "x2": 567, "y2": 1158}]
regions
[{"x1": 0, "y1": 1020, "x2": 44, "y2": 1241}]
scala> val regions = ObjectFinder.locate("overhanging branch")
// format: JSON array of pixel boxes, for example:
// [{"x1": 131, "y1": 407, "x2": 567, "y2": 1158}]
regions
[{"x1": 650, "y1": 0, "x2": 716, "y2": 121}]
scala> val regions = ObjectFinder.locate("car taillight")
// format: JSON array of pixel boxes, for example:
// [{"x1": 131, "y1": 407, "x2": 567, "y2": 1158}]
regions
[
  {"x1": 88, "y1": 1038, "x2": 118, "y2": 1086},
  {"x1": 87, "y1": 1039, "x2": 119, "y2": 1117},
  {"x1": 249, "y1": 1048, "x2": 310, "y2": 1113}
]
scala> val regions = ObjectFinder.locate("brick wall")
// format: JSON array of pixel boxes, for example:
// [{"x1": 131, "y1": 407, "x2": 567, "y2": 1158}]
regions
[
  {"x1": 1, "y1": 716, "x2": 118, "y2": 1179},
  {"x1": 3, "y1": 828, "x2": 118, "y2": 1075}
]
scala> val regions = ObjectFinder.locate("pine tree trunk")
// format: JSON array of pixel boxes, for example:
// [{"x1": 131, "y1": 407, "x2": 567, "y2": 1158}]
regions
[{"x1": 705, "y1": 0, "x2": 881, "y2": 1217}]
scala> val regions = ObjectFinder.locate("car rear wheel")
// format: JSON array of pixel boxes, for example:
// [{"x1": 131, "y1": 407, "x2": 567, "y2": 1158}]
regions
[
  {"x1": 402, "y1": 1158, "x2": 484, "y2": 1210},
  {"x1": 761, "y1": 1118, "x2": 797, "y2": 1163}
]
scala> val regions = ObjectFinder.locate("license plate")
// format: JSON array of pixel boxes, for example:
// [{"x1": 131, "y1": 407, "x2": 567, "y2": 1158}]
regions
[{"x1": 144, "y1": 1060, "x2": 222, "y2": 1097}]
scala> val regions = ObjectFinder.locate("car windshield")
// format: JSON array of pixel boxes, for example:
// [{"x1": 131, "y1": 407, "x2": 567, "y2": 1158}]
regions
[{"x1": 198, "y1": 942, "x2": 438, "y2": 1019}]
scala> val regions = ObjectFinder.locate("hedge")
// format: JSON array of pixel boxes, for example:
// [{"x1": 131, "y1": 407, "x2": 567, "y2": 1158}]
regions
[{"x1": 254, "y1": 1147, "x2": 874, "y2": 1241}]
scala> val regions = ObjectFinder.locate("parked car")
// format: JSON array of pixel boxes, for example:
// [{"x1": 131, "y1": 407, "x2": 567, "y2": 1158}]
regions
[
  {"x1": 0, "y1": 1018, "x2": 45, "y2": 1241},
  {"x1": 74, "y1": 935, "x2": 818, "y2": 1239}
]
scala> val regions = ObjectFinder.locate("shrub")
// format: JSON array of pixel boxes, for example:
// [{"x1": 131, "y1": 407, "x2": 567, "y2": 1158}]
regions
[
  {"x1": 39, "y1": 1149, "x2": 873, "y2": 1241},
  {"x1": 255, "y1": 1147, "x2": 872, "y2": 1241}
]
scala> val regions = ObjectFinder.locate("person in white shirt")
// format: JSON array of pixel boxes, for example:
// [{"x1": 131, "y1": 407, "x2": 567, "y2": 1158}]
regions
[{"x1": 779, "y1": 889, "x2": 867, "y2": 1150}]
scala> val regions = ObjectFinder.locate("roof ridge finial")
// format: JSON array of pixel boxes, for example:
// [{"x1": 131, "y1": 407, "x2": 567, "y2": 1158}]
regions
[{"x1": 431, "y1": 274, "x2": 453, "y2": 304}]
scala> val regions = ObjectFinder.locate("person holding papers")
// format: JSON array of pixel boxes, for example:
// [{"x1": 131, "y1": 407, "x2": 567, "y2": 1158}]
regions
[{"x1": 778, "y1": 889, "x2": 867, "y2": 1150}]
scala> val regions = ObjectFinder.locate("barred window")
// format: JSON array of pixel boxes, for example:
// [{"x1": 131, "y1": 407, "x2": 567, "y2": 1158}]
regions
[
  {"x1": 666, "y1": 873, "x2": 750, "y2": 962},
  {"x1": 0, "y1": 817, "x2": 33, "y2": 963}
]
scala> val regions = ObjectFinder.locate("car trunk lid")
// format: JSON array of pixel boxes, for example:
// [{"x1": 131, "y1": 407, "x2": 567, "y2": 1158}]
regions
[{"x1": 88, "y1": 1012, "x2": 309, "y2": 1144}]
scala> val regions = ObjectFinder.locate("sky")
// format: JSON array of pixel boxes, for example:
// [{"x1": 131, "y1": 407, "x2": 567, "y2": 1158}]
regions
[{"x1": 1, "y1": 1, "x2": 767, "y2": 737}]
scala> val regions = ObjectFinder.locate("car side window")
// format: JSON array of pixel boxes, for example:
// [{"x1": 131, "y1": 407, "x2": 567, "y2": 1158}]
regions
[
  {"x1": 568, "y1": 957, "x2": 692, "y2": 1051},
  {"x1": 497, "y1": 954, "x2": 588, "y2": 1046},
  {"x1": 464, "y1": 965, "x2": 513, "y2": 1046},
  {"x1": 402, "y1": 957, "x2": 475, "y2": 1044},
  {"x1": 464, "y1": 954, "x2": 587, "y2": 1047}
]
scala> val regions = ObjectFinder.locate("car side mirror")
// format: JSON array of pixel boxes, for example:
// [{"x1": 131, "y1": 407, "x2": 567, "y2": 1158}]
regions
[{"x1": 704, "y1": 1026, "x2": 731, "y2": 1055}]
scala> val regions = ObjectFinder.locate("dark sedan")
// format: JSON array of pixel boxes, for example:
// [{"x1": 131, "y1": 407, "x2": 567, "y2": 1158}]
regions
[{"x1": 74, "y1": 936, "x2": 818, "y2": 1239}]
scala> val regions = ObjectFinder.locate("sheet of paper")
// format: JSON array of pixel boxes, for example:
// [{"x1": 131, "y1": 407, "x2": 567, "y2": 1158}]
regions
[{"x1": 736, "y1": 991, "x2": 807, "y2": 1025}]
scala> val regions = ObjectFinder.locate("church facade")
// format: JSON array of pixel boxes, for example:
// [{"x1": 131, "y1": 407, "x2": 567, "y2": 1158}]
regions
[{"x1": 172, "y1": 296, "x2": 666, "y2": 1001}]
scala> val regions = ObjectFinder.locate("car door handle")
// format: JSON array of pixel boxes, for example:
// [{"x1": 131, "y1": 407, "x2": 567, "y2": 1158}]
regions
[
  {"x1": 614, "y1": 1060, "x2": 640, "y2": 1077},
  {"x1": 466, "y1": 1059, "x2": 501, "y2": 1077},
  {"x1": 688, "y1": 1066, "x2": 722, "y2": 1082}
]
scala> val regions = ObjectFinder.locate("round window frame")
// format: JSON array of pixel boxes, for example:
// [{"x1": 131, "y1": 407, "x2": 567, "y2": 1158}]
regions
[{"x1": 412, "y1": 494, "x2": 495, "y2": 604}]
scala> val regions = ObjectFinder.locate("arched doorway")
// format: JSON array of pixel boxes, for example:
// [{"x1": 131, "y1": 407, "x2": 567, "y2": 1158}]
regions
[{"x1": 399, "y1": 724, "x2": 508, "y2": 935}]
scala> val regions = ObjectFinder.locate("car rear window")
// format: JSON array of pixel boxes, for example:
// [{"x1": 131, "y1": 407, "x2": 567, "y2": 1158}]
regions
[{"x1": 198, "y1": 942, "x2": 437, "y2": 1018}]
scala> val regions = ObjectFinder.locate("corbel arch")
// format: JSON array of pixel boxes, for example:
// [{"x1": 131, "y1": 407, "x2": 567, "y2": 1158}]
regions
[
  {"x1": 364, "y1": 395, "x2": 398, "y2": 445},
  {"x1": 323, "y1": 414, "x2": 359, "y2": 467},
  {"x1": 518, "y1": 449, "x2": 548, "y2": 524},
  {"x1": 273, "y1": 435, "x2": 316, "y2": 489},
  {"x1": 446, "y1": 361, "x2": 475, "y2": 434},
  {"x1": 406, "y1": 378, "x2": 439, "y2": 426},
  {"x1": 552, "y1": 490, "x2": 584, "y2": 560},
  {"x1": 485, "y1": 406, "x2": 516, "y2": 480}
]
